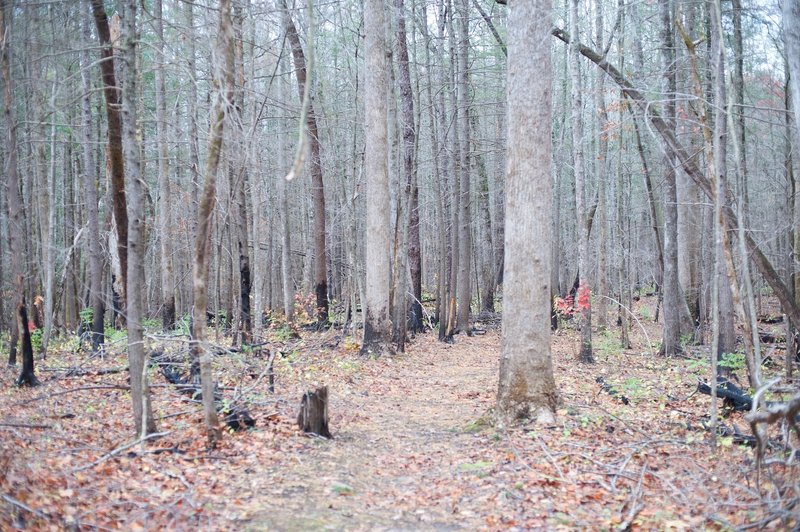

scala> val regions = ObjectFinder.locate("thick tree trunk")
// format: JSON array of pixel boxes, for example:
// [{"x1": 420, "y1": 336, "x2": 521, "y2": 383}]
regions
[
  {"x1": 90, "y1": 0, "x2": 128, "y2": 319},
  {"x1": 1, "y1": 2, "x2": 24, "y2": 367},
  {"x1": 659, "y1": 0, "x2": 684, "y2": 356},
  {"x1": 569, "y1": 0, "x2": 593, "y2": 363},
  {"x1": 360, "y1": 0, "x2": 393, "y2": 356},
  {"x1": 120, "y1": 0, "x2": 156, "y2": 437},
  {"x1": 155, "y1": 0, "x2": 176, "y2": 331},
  {"x1": 192, "y1": 0, "x2": 235, "y2": 449},
  {"x1": 497, "y1": 0, "x2": 558, "y2": 425}
]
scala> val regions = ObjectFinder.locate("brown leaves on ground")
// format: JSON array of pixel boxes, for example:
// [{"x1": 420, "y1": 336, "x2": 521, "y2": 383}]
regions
[{"x1": 0, "y1": 297, "x2": 796, "y2": 530}]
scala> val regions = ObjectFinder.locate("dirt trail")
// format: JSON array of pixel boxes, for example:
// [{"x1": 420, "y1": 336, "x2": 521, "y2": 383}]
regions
[{"x1": 241, "y1": 332, "x2": 501, "y2": 530}]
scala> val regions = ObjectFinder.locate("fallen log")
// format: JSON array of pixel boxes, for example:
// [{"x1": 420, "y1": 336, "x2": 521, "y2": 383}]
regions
[{"x1": 697, "y1": 377, "x2": 752, "y2": 411}]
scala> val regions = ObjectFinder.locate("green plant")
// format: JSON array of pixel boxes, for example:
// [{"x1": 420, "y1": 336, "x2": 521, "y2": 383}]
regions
[
  {"x1": 30, "y1": 328, "x2": 43, "y2": 352},
  {"x1": 719, "y1": 352, "x2": 746, "y2": 372},
  {"x1": 79, "y1": 307, "x2": 94, "y2": 328},
  {"x1": 622, "y1": 377, "x2": 647, "y2": 399}
]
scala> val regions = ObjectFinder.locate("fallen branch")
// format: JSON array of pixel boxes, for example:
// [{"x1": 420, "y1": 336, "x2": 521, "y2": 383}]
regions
[
  {"x1": 13, "y1": 385, "x2": 130, "y2": 407},
  {"x1": 72, "y1": 431, "x2": 172, "y2": 473},
  {"x1": 2, "y1": 493, "x2": 48, "y2": 519},
  {"x1": 0, "y1": 421, "x2": 51, "y2": 429}
]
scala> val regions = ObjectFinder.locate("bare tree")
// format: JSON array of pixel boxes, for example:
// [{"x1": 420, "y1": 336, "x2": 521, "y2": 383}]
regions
[
  {"x1": 282, "y1": 0, "x2": 329, "y2": 328},
  {"x1": 90, "y1": 0, "x2": 129, "y2": 320},
  {"x1": 120, "y1": 0, "x2": 155, "y2": 436},
  {"x1": 569, "y1": 0, "x2": 593, "y2": 363},
  {"x1": 360, "y1": 0, "x2": 393, "y2": 356},
  {"x1": 155, "y1": 0, "x2": 175, "y2": 331},
  {"x1": 192, "y1": 0, "x2": 235, "y2": 448},
  {"x1": 497, "y1": 0, "x2": 558, "y2": 425},
  {"x1": 394, "y1": 0, "x2": 423, "y2": 335},
  {"x1": 80, "y1": 2, "x2": 104, "y2": 352},
  {"x1": 1, "y1": 0, "x2": 28, "y2": 376}
]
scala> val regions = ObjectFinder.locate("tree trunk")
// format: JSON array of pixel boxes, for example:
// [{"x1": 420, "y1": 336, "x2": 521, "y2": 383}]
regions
[
  {"x1": 282, "y1": 1, "x2": 329, "y2": 328},
  {"x1": 90, "y1": 0, "x2": 128, "y2": 319},
  {"x1": 659, "y1": 0, "x2": 684, "y2": 356},
  {"x1": 784, "y1": 0, "x2": 800, "y2": 376},
  {"x1": 360, "y1": 0, "x2": 393, "y2": 356},
  {"x1": 193, "y1": 0, "x2": 235, "y2": 448},
  {"x1": 15, "y1": 302, "x2": 38, "y2": 387},
  {"x1": 594, "y1": 0, "x2": 608, "y2": 329},
  {"x1": 155, "y1": 0, "x2": 176, "y2": 331},
  {"x1": 455, "y1": 0, "x2": 472, "y2": 334},
  {"x1": 120, "y1": 0, "x2": 156, "y2": 437},
  {"x1": 569, "y1": 0, "x2": 593, "y2": 363},
  {"x1": 395, "y1": 0, "x2": 423, "y2": 333},
  {"x1": 1, "y1": 1, "x2": 24, "y2": 367},
  {"x1": 497, "y1": 0, "x2": 558, "y2": 425}
]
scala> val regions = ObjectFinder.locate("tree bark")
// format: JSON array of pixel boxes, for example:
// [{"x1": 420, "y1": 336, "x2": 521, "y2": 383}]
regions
[
  {"x1": 1, "y1": 1, "x2": 24, "y2": 367},
  {"x1": 193, "y1": 0, "x2": 235, "y2": 448},
  {"x1": 155, "y1": 0, "x2": 175, "y2": 331},
  {"x1": 282, "y1": 0, "x2": 329, "y2": 328},
  {"x1": 360, "y1": 0, "x2": 393, "y2": 356},
  {"x1": 497, "y1": 0, "x2": 558, "y2": 425},
  {"x1": 80, "y1": 6, "x2": 105, "y2": 351},
  {"x1": 659, "y1": 0, "x2": 684, "y2": 356},
  {"x1": 594, "y1": 0, "x2": 608, "y2": 329},
  {"x1": 120, "y1": 0, "x2": 156, "y2": 437},
  {"x1": 569, "y1": 0, "x2": 593, "y2": 363},
  {"x1": 90, "y1": 0, "x2": 128, "y2": 319},
  {"x1": 395, "y1": 0, "x2": 423, "y2": 333},
  {"x1": 455, "y1": 0, "x2": 472, "y2": 334}
]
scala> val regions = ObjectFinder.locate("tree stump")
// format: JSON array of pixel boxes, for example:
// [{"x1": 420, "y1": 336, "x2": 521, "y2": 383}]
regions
[{"x1": 297, "y1": 386, "x2": 331, "y2": 438}]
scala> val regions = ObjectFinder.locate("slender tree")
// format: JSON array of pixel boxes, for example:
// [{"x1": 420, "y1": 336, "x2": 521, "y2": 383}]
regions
[
  {"x1": 192, "y1": 0, "x2": 235, "y2": 448},
  {"x1": 395, "y1": 0, "x2": 423, "y2": 334},
  {"x1": 90, "y1": 0, "x2": 129, "y2": 320},
  {"x1": 569, "y1": 0, "x2": 593, "y2": 363},
  {"x1": 120, "y1": 0, "x2": 155, "y2": 436},
  {"x1": 282, "y1": 0, "x2": 329, "y2": 328},
  {"x1": 80, "y1": 3, "x2": 105, "y2": 352},
  {"x1": 155, "y1": 0, "x2": 176, "y2": 331}
]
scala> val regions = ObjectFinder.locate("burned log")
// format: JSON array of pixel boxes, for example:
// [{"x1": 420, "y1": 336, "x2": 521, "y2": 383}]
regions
[
  {"x1": 297, "y1": 386, "x2": 332, "y2": 438},
  {"x1": 697, "y1": 377, "x2": 752, "y2": 411},
  {"x1": 596, "y1": 376, "x2": 630, "y2": 405},
  {"x1": 156, "y1": 350, "x2": 254, "y2": 431}
]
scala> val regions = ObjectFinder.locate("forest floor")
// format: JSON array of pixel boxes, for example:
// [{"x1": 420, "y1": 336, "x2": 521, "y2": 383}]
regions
[{"x1": 0, "y1": 295, "x2": 797, "y2": 530}]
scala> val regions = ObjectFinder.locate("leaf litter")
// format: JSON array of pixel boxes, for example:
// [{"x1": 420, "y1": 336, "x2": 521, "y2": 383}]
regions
[{"x1": 0, "y1": 296, "x2": 796, "y2": 530}]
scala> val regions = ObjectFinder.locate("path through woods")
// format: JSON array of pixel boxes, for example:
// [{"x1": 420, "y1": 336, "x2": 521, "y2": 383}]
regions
[
  {"x1": 0, "y1": 297, "x2": 795, "y2": 529},
  {"x1": 243, "y1": 333, "x2": 499, "y2": 529}
]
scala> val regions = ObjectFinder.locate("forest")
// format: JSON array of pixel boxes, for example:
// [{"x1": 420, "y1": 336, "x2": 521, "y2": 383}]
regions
[{"x1": 1, "y1": 0, "x2": 799, "y2": 528}]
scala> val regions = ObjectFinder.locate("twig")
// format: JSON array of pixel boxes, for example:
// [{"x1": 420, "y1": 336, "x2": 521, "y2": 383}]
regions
[
  {"x1": 2, "y1": 493, "x2": 48, "y2": 519},
  {"x1": 0, "y1": 422, "x2": 51, "y2": 429},
  {"x1": 617, "y1": 464, "x2": 646, "y2": 531},
  {"x1": 13, "y1": 385, "x2": 130, "y2": 407},
  {"x1": 72, "y1": 431, "x2": 171, "y2": 473}
]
